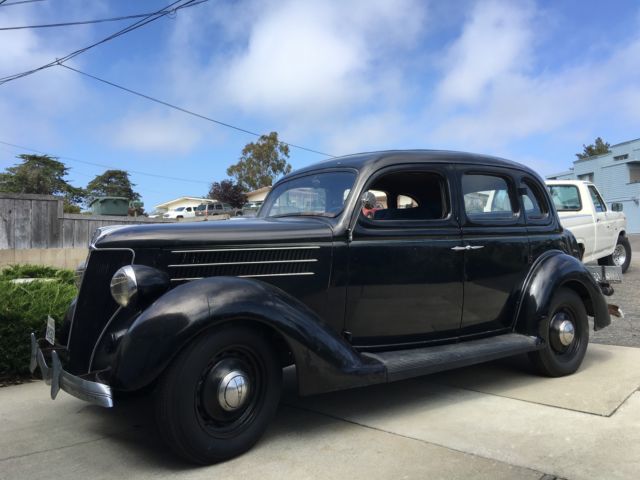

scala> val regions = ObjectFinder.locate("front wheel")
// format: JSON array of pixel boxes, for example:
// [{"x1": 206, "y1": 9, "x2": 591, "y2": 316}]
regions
[
  {"x1": 528, "y1": 288, "x2": 589, "y2": 377},
  {"x1": 598, "y1": 236, "x2": 632, "y2": 273},
  {"x1": 155, "y1": 324, "x2": 282, "y2": 464}
]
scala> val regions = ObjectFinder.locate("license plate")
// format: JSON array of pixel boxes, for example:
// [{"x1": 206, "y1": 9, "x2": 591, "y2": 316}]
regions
[
  {"x1": 586, "y1": 265, "x2": 623, "y2": 284},
  {"x1": 45, "y1": 315, "x2": 55, "y2": 345}
]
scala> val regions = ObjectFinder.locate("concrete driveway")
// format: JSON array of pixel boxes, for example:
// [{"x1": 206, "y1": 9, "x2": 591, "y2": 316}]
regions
[{"x1": 2, "y1": 341, "x2": 640, "y2": 480}]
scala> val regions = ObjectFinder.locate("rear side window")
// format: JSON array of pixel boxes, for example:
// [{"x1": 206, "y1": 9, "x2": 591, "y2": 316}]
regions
[
  {"x1": 548, "y1": 185, "x2": 581, "y2": 211},
  {"x1": 462, "y1": 174, "x2": 515, "y2": 221},
  {"x1": 522, "y1": 181, "x2": 549, "y2": 221}
]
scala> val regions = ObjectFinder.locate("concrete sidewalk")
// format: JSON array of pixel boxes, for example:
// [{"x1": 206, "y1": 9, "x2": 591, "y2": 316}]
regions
[{"x1": 1, "y1": 343, "x2": 639, "y2": 480}]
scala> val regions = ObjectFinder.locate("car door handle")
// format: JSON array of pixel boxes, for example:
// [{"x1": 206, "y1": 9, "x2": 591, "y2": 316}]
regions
[{"x1": 451, "y1": 245, "x2": 484, "y2": 251}]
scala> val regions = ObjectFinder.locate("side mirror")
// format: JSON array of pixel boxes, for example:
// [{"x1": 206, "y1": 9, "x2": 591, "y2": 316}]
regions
[{"x1": 611, "y1": 202, "x2": 623, "y2": 212}]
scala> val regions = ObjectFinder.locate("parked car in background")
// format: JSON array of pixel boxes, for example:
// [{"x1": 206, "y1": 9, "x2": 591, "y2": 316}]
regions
[
  {"x1": 239, "y1": 201, "x2": 263, "y2": 217},
  {"x1": 195, "y1": 202, "x2": 237, "y2": 217},
  {"x1": 162, "y1": 205, "x2": 197, "y2": 220},
  {"x1": 32, "y1": 150, "x2": 618, "y2": 465},
  {"x1": 546, "y1": 180, "x2": 631, "y2": 272}
]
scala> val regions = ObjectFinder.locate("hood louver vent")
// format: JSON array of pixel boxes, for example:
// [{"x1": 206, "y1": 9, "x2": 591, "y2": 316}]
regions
[{"x1": 167, "y1": 246, "x2": 320, "y2": 282}]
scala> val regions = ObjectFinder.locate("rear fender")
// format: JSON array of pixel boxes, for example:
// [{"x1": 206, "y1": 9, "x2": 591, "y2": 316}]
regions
[
  {"x1": 110, "y1": 277, "x2": 384, "y2": 395},
  {"x1": 514, "y1": 250, "x2": 611, "y2": 336}
]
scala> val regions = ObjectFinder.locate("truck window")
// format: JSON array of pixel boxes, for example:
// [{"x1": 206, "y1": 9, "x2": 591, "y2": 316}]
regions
[
  {"x1": 548, "y1": 185, "x2": 581, "y2": 211},
  {"x1": 588, "y1": 185, "x2": 607, "y2": 212}
]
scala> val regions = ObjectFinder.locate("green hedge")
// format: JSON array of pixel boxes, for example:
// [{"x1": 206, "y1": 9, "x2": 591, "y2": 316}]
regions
[{"x1": 0, "y1": 265, "x2": 77, "y2": 380}]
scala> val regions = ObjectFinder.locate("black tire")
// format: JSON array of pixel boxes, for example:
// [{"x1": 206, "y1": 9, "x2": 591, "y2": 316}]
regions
[
  {"x1": 155, "y1": 324, "x2": 282, "y2": 464},
  {"x1": 528, "y1": 288, "x2": 589, "y2": 377},
  {"x1": 598, "y1": 236, "x2": 631, "y2": 273}
]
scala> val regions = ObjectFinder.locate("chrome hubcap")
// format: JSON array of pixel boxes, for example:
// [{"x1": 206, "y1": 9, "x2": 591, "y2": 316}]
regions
[
  {"x1": 550, "y1": 312, "x2": 576, "y2": 352},
  {"x1": 218, "y1": 371, "x2": 250, "y2": 412},
  {"x1": 612, "y1": 244, "x2": 627, "y2": 266}
]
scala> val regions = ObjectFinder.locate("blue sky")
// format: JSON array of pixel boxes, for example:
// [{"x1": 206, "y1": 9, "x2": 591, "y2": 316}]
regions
[{"x1": 1, "y1": 0, "x2": 639, "y2": 211}]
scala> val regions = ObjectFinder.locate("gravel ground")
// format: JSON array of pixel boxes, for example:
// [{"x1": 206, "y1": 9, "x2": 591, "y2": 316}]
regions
[{"x1": 591, "y1": 234, "x2": 640, "y2": 348}]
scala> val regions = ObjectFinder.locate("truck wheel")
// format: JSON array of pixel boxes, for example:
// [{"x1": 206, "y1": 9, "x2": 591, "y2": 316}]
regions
[
  {"x1": 155, "y1": 324, "x2": 282, "y2": 464},
  {"x1": 528, "y1": 288, "x2": 588, "y2": 377},
  {"x1": 598, "y1": 236, "x2": 631, "y2": 273}
]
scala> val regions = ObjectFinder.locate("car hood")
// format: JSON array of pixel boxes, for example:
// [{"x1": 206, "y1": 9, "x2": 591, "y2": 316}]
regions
[{"x1": 92, "y1": 217, "x2": 334, "y2": 249}]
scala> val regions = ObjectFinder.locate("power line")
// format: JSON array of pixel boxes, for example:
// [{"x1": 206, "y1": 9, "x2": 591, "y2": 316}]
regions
[
  {"x1": 0, "y1": 6, "x2": 203, "y2": 30},
  {"x1": 0, "y1": 139, "x2": 211, "y2": 185},
  {"x1": 0, "y1": 0, "x2": 47, "y2": 7},
  {"x1": 0, "y1": 0, "x2": 206, "y2": 85},
  {"x1": 59, "y1": 64, "x2": 336, "y2": 158}
]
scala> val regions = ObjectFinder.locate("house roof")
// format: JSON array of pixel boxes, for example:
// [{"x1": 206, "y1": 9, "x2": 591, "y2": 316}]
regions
[
  {"x1": 246, "y1": 186, "x2": 271, "y2": 196},
  {"x1": 154, "y1": 196, "x2": 213, "y2": 209}
]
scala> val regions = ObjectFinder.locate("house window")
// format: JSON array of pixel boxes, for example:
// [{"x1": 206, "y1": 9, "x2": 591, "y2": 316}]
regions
[
  {"x1": 629, "y1": 163, "x2": 640, "y2": 184},
  {"x1": 577, "y1": 173, "x2": 594, "y2": 182},
  {"x1": 614, "y1": 154, "x2": 629, "y2": 161}
]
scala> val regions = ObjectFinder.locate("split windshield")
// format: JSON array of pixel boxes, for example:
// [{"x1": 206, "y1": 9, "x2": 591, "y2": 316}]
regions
[{"x1": 261, "y1": 171, "x2": 356, "y2": 218}]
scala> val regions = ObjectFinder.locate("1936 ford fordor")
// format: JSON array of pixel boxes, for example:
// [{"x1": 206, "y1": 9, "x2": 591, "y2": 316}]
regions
[{"x1": 31, "y1": 150, "x2": 615, "y2": 464}]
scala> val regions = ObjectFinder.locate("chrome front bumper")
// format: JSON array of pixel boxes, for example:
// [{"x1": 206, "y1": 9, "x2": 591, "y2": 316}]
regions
[{"x1": 29, "y1": 333, "x2": 114, "y2": 408}]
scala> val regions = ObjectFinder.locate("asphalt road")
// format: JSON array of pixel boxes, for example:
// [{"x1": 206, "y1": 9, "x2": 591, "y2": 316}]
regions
[{"x1": 591, "y1": 234, "x2": 640, "y2": 348}]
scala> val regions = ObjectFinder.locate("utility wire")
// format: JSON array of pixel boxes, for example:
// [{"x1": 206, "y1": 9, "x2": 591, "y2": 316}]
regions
[
  {"x1": 0, "y1": 5, "x2": 206, "y2": 30},
  {"x1": 0, "y1": 0, "x2": 47, "y2": 7},
  {"x1": 0, "y1": 0, "x2": 205, "y2": 85},
  {"x1": 0, "y1": 139, "x2": 211, "y2": 185},
  {"x1": 59, "y1": 64, "x2": 335, "y2": 158}
]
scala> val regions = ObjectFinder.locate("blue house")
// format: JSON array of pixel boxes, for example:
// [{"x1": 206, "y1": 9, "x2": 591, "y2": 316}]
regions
[{"x1": 546, "y1": 138, "x2": 640, "y2": 233}]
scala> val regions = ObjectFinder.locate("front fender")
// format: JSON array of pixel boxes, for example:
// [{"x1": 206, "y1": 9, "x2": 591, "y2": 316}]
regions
[
  {"x1": 515, "y1": 250, "x2": 611, "y2": 336},
  {"x1": 110, "y1": 277, "x2": 384, "y2": 395}
]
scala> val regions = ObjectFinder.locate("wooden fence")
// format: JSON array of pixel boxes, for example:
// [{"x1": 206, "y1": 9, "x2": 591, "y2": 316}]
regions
[{"x1": 0, "y1": 193, "x2": 173, "y2": 250}]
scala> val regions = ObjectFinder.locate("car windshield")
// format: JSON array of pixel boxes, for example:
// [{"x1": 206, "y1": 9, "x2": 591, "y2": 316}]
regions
[{"x1": 260, "y1": 171, "x2": 356, "y2": 218}]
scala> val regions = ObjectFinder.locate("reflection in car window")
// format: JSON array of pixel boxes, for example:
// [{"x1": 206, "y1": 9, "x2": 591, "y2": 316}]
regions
[
  {"x1": 588, "y1": 185, "x2": 607, "y2": 213},
  {"x1": 462, "y1": 174, "x2": 515, "y2": 220},
  {"x1": 548, "y1": 185, "x2": 581, "y2": 211},
  {"x1": 261, "y1": 171, "x2": 356, "y2": 218},
  {"x1": 522, "y1": 182, "x2": 547, "y2": 219}
]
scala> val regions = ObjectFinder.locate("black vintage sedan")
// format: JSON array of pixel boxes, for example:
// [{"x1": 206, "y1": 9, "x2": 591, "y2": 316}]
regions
[{"x1": 31, "y1": 150, "x2": 616, "y2": 464}]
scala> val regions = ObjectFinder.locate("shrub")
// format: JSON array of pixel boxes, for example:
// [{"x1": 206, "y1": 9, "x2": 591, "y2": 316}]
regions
[{"x1": 0, "y1": 265, "x2": 77, "y2": 380}]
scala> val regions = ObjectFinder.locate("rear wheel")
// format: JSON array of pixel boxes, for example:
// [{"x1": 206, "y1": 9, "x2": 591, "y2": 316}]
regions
[
  {"x1": 598, "y1": 236, "x2": 631, "y2": 273},
  {"x1": 155, "y1": 325, "x2": 282, "y2": 464},
  {"x1": 528, "y1": 288, "x2": 589, "y2": 377}
]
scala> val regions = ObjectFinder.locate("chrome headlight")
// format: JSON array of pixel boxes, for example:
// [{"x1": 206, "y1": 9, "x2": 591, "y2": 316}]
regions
[
  {"x1": 110, "y1": 265, "x2": 170, "y2": 308},
  {"x1": 110, "y1": 265, "x2": 138, "y2": 307}
]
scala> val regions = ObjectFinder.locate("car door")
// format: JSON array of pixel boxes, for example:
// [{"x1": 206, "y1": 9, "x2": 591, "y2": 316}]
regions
[
  {"x1": 588, "y1": 184, "x2": 614, "y2": 256},
  {"x1": 345, "y1": 164, "x2": 464, "y2": 347},
  {"x1": 457, "y1": 167, "x2": 531, "y2": 335}
]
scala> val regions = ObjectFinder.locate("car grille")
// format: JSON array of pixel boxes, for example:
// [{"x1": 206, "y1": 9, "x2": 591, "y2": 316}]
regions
[
  {"x1": 167, "y1": 246, "x2": 320, "y2": 281},
  {"x1": 66, "y1": 249, "x2": 134, "y2": 374}
]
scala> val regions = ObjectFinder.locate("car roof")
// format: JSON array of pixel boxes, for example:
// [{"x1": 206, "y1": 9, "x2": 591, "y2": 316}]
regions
[
  {"x1": 283, "y1": 149, "x2": 538, "y2": 180},
  {"x1": 546, "y1": 180, "x2": 589, "y2": 186}
]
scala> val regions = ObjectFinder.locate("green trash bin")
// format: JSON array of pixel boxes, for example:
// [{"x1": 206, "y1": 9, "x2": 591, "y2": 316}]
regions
[{"x1": 89, "y1": 197, "x2": 130, "y2": 216}]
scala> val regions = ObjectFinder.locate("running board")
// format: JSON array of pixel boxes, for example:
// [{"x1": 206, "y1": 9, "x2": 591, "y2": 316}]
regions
[{"x1": 362, "y1": 333, "x2": 543, "y2": 383}]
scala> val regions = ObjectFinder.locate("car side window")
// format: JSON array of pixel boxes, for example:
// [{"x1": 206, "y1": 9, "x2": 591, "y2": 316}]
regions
[
  {"x1": 521, "y1": 180, "x2": 549, "y2": 221},
  {"x1": 588, "y1": 185, "x2": 607, "y2": 212},
  {"x1": 462, "y1": 174, "x2": 516, "y2": 221},
  {"x1": 360, "y1": 171, "x2": 448, "y2": 222}
]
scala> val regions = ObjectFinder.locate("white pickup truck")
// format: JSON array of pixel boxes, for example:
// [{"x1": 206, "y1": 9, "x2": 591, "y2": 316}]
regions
[{"x1": 546, "y1": 180, "x2": 631, "y2": 272}]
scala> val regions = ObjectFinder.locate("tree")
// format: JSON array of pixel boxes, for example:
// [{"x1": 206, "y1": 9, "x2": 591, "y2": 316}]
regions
[
  {"x1": 208, "y1": 180, "x2": 247, "y2": 209},
  {"x1": 0, "y1": 154, "x2": 85, "y2": 212},
  {"x1": 576, "y1": 137, "x2": 611, "y2": 159},
  {"x1": 86, "y1": 169, "x2": 141, "y2": 201},
  {"x1": 227, "y1": 132, "x2": 292, "y2": 191}
]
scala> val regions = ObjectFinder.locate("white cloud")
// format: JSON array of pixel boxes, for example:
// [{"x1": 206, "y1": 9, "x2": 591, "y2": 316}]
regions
[
  {"x1": 436, "y1": 0, "x2": 535, "y2": 105},
  {"x1": 112, "y1": 111, "x2": 203, "y2": 154}
]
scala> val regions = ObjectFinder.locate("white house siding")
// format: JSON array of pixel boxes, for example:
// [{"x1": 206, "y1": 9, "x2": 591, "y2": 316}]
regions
[{"x1": 547, "y1": 138, "x2": 640, "y2": 233}]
